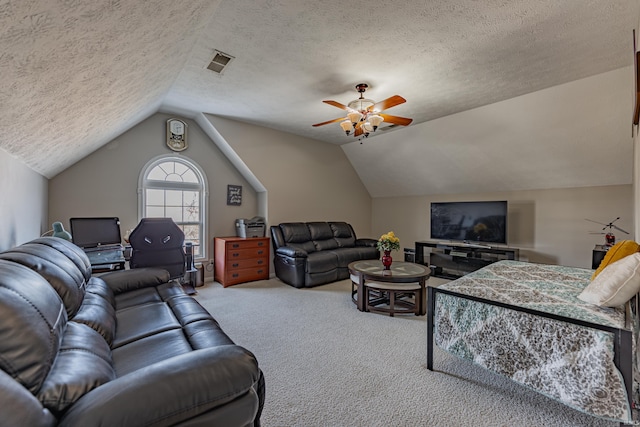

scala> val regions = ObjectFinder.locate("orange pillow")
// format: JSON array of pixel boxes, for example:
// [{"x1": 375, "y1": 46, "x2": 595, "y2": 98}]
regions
[{"x1": 591, "y1": 240, "x2": 640, "y2": 280}]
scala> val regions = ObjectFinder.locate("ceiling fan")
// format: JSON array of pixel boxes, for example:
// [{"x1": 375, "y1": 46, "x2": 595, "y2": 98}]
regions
[{"x1": 312, "y1": 83, "x2": 413, "y2": 139}]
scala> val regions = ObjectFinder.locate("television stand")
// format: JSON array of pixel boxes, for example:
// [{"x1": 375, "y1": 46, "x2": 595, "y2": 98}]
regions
[{"x1": 415, "y1": 240, "x2": 519, "y2": 280}]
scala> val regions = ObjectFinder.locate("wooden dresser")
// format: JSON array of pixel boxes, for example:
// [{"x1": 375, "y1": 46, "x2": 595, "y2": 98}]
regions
[{"x1": 214, "y1": 237, "x2": 270, "y2": 287}]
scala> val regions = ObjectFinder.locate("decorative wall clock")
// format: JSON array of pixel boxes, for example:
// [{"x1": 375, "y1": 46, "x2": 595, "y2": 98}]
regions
[{"x1": 166, "y1": 118, "x2": 188, "y2": 151}]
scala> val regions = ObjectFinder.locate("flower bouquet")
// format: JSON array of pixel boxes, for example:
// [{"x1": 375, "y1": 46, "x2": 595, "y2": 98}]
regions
[{"x1": 376, "y1": 231, "x2": 400, "y2": 270}]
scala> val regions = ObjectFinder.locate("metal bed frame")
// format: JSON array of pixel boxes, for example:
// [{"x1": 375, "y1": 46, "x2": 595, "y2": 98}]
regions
[{"x1": 427, "y1": 286, "x2": 635, "y2": 427}]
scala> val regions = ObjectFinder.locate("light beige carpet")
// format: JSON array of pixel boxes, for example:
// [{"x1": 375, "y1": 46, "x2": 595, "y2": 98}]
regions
[{"x1": 194, "y1": 277, "x2": 616, "y2": 427}]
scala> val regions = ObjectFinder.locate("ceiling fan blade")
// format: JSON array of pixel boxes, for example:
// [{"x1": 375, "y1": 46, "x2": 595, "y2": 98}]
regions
[
  {"x1": 368, "y1": 95, "x2": 406, "y2": 112},
  {"x1": 379, "y1": 113, "x2": 413, "y2": 126},
  {"x1": 323, "y1": 100, "x2": 349, "y2": 110},
  {"x1": 312, "y1": 117, "x2": 345, "y2": 127}
]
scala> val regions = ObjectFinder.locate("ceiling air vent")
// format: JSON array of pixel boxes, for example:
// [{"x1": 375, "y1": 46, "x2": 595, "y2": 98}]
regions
[{"x1": 207, "y1": 50, "x2": 234, "y2": 75}]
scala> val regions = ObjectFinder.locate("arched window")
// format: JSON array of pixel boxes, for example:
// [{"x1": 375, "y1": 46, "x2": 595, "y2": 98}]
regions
[{"x1": 139, "y1": 156, "x2": 207, "y2": 259}]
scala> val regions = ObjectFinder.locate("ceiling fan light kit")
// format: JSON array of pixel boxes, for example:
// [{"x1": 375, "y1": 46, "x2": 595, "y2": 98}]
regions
[{"x1": 312, "y1": 83, "x2": 413, "y2": 140}]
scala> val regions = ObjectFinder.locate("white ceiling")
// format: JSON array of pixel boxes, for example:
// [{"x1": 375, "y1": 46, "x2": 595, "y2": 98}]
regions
[{"x1": 1, "y1": 1, "x2": 639, "y2": 197}]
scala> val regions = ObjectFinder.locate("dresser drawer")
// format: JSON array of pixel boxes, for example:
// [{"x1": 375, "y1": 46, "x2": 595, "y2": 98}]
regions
[
  {"x1": 226, "y1": 257, "x2": 267, "y2": 271},
  {"x1": 223, "y1": 266, "x2": 269, "y2": 286},
  {"x1": 226, "y1": 247, "x2": 268, "y2": 260},
  {"x1": 226, "y1": 239, "x2": 268, "y2": 250}
]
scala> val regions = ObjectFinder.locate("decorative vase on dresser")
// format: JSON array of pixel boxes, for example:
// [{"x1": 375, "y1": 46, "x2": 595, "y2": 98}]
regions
[{"x1": 214, "y1": 236, "x2": 270, "y2": 287}]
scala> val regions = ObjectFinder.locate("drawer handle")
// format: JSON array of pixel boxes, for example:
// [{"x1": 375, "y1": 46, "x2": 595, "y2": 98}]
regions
[
  {"x1": 257, "y1": 250, "x2": 264, "y2": 255},
  {"x1": 257, "y1": 269, "x2": 264, "y2": 274},
  {"x1": 232, "y1": 273, "x2": 239, "y2": 278},
  {"x1": 257, "y1": 260, "x2": 263, "y2": 265},
  {"x1": 232, "y1": 263, "x2": 239, "y2": 267},
  {"x1": 258, "y1": 242, "x2": 264, "y2": 246},
  {"x1": 232, "y1": 253, "x2": 240, "y2": 257},
  {"x1": 232, "y1": 244, "x2": 240, "y2": 248}
]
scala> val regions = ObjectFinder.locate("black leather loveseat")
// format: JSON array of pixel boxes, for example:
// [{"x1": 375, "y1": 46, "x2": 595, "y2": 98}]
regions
[
  {"x1": 270, "y1": 221, "x2": 379, "y2": 288},
  {"x1": 0, "y1": 237, "x2": 264, "y2": 427}
]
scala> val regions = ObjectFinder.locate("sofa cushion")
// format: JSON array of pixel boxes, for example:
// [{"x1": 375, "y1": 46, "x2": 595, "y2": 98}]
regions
[
  {"x1": 38, "y1": 321, "x2": 115, "y2": 414},
  {"x1": 330, "y1": 222, "x2": 356, "y2": 247},
  {"x1": 308, "y1": 222, "x2": 333, "y2": 240},
  {"x1": 72, "y1": 290, "x2": 117, "y2": 344},
  {"x1": 280, "y1": 223, "x2": 316, "y2": 253},
  {"x1": 167, "y1": 293, "x2": 217, "y2": 326},
  {"x1": 0, "y1": 369, "x2": 57, "y2": 427},
  {"x1": 0, "y1": 243, "x2": 88, "y2": 317},
  {"x1": 112, "y1": 302, "x2": 182, "y2": 349},
  {"x1": 281, "y1": 222, "x2": 312, "y2": 242},
  {"x1": 30, "y1": 237, "x2": 93, "y2": 282},
  {"x1": 330, "y1": 247, "x2": 380, "y2": 268},
  {"x1": 86, "y1": 277, "x2": 116, "y2": 306},
  {"x1": 0, "y1": 260, "x2": 66, "y2": 395},
  {"x1": 314, "y1": 239, "x2": 339, "y2": 251},
  {"x1": 112, "y1": 329, "x2": 194, "y2": 377},
  {"x1": 305, "y1": 251, "x2": 338, "y2": 274},
  {"x1": 184, "y1": 319, "x2": 235, "y2": 349},
  {"x1": 114, "y1": 286, "x2": 163, "y2": 310},
  {"x1": 308, "y1": 222, "x2": 339, "y2": 251}
]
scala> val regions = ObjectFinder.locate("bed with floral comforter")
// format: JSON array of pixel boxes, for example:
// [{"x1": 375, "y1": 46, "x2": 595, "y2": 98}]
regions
[{"x1": 427, "y1": 260, "x2": 638, "y2": 424}]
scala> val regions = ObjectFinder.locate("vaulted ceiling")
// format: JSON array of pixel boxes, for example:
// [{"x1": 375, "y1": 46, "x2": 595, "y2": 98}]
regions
[{"x1": 1, "y1": 1, "x2": 639, "y2": 197}]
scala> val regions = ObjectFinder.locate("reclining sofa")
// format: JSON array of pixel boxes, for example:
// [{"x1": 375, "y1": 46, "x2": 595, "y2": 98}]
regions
[
  {"x1": 270, "y1": 221, "x2": 379, "y2": 288},
  {"x1": 0, "y1": 237, "x2": 264, "y2": 427}
]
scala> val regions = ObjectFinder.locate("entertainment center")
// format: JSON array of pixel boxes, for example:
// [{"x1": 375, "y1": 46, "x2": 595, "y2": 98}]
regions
[
  {"x1": 420, "y1": 200, "x2": 519, "y2": 279},
  {"x1": 415, "y1": 240, "x2": 520, "y2": 279}
]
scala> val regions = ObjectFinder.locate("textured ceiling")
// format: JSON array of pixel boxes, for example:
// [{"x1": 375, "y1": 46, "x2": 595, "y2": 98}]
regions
[
  {"x1": 0, "y1": 0, "x2": 221, "y2": 177},
  {"x1": 1, "y1": 1, "x2": 639, "y2": 197}
]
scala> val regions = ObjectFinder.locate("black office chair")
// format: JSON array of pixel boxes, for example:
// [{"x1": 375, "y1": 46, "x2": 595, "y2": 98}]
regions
[{"x1": 128, "y1": 218, "x2": 187, "y2": 281}]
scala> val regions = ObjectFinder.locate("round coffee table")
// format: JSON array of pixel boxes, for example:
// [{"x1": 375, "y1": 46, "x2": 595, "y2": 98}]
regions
[{"x1": 348, "y1": 260, "x2": 430, "y2": 316}]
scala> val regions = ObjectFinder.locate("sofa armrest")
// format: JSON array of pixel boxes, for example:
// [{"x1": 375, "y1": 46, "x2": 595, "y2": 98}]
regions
[
  {"x1": 59, "y1": 346, "x2": 261, "y2": 427},
  {"x1": 98, "y1": 268, "x2": 171, "y2": 294},
  {"x1": 276, "y1": 246, "x2": 308, "y2": 258},
  {"x1": 356, "y1": 238, "x2": 378, "y2": 248}
]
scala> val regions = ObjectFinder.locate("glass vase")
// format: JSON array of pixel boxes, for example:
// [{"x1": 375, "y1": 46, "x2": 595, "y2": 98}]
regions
[{"x1": 382, "y1": 250, "x2": 393, "y2": 270}]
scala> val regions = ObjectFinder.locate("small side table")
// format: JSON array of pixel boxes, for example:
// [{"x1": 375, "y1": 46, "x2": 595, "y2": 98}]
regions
[{"x1": 592, "y1": 245, "x2": 608, "y2": 269}]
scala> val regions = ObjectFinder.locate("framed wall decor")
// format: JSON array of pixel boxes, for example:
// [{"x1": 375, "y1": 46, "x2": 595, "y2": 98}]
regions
[
  {"x1": 227, "y1": 185, "x2": 242, "y2": 205},
  {"x1": 167, "y1": 118, "x2": 188, "y2": 152}
]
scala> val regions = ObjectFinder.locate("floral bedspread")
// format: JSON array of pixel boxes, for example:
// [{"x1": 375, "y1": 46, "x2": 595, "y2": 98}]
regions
[{"x1": 434, "y1": 260, "x2": 635, "y2": 423}]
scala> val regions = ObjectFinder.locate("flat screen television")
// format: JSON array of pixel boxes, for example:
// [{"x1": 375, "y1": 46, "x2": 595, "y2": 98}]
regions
[{"x1": 430, "y1": 201, "x2": 508, "y2": 244}]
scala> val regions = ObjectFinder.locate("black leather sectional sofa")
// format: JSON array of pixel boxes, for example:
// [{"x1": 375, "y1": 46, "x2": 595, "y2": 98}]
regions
[
  {"x1": 270, "y1": 221, "x2": 379, "y2": 288},
  {"x1": 0, "y1": 237, "x2": 264, "y2": 427}
]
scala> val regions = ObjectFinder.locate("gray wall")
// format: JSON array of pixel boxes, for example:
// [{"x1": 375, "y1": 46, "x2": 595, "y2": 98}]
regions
[
  {"x1": 204, "y1": 115, "x2": 373, "y2": 238},
  {"x1": 372, "y1": 185, "x2": 633, "y2": 269},
  {"x1": 0, "y1": 148, "x2": 48, "y2": 251}
]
